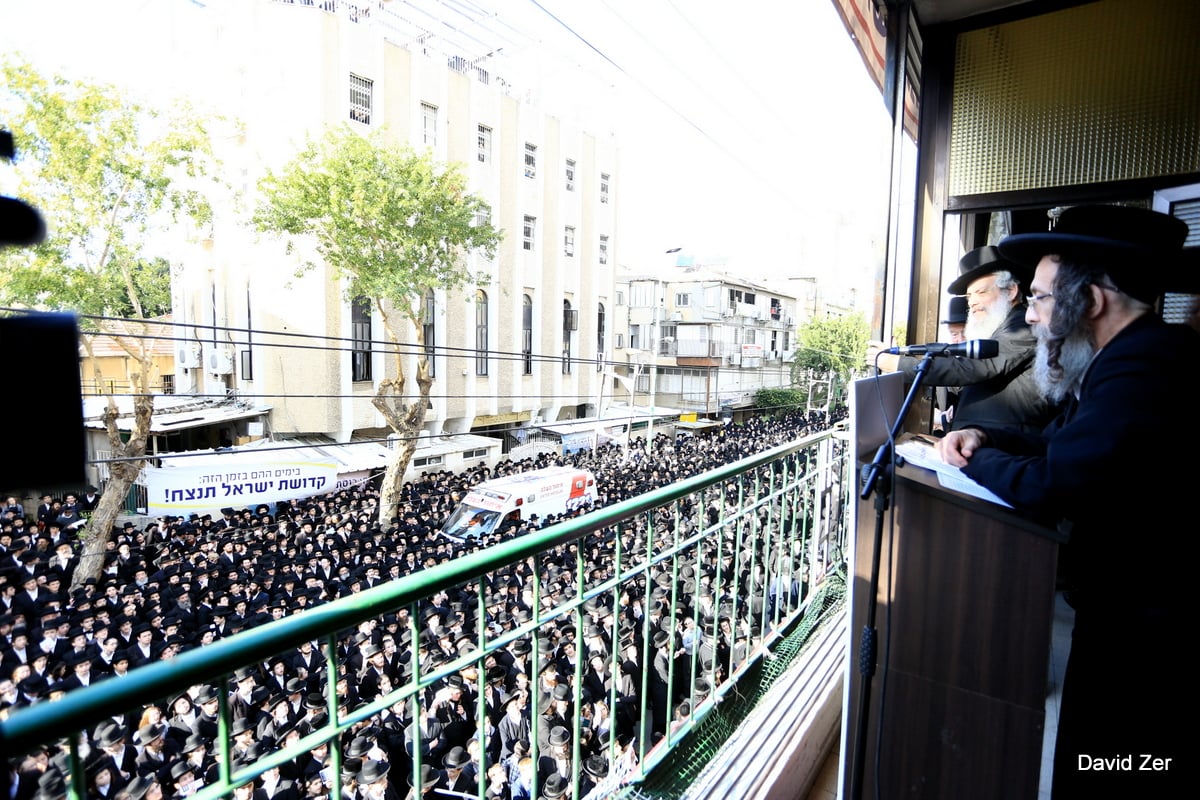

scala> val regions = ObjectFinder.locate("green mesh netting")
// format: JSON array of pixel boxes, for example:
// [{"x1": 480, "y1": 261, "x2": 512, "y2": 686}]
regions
[{"x1": 618, "y1": 570, "x2": 847, "y2": 799}]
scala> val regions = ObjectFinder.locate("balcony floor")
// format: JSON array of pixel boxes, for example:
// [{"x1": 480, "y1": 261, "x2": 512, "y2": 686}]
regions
[{"x1": 803, "y1": 592, "x2": 1074, "y2": 800}]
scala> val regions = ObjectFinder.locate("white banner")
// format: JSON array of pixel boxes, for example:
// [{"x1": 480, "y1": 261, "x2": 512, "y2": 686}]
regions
[
  {"x1": 145, "y1": 461, "x2": 339, "y2": 514},
  {"x1": 332, "y1": 470, "x2": 373, "y2": 492}
]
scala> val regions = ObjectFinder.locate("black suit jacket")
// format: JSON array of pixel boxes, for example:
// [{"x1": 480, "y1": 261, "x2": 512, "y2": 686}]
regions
[
  {"x1": 899, "y1": 304, "x2": 1061, "y2": 433},
  {"x1": 962, "y1": 312, "x2": 1195, "y2": 800},
  {"x1": 963, "y1": 314, "x2": 1199, "y2": 607}
]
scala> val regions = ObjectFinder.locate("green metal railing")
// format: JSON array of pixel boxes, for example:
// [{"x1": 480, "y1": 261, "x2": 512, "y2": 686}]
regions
[{"x1": 0, "y1": 430, "x2": 850, "y2": 800}]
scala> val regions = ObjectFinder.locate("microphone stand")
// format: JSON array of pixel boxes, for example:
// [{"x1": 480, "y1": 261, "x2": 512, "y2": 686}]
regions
[{"x1": 850, "y1": 354, "x2": 935, "y2": 800}]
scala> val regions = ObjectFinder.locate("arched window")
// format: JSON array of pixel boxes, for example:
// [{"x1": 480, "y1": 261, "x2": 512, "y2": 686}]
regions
[
  {"x1": 475, "y1": 289, "x2": 489, "y2": 376},
  {"x1": 351, "y1": 297, "x2": 372, "y2": 382},
  {"x1": 596, "y1": 302, "x2": 606, "y2": 371},
  {"x1": 522, "y1": 295, "x2": 533, "y2": 375},
  {"x1": 562, "y1": 299, "x2": 576, "y2": 374},
  {"x1": 422, "y1": 290, "x2": 436, "y2": 377}
]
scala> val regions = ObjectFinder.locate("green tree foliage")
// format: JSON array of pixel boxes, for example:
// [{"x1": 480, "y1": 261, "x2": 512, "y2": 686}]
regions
[
  {"x1": 791, "y1": 312, "x2": 871, "y2": 383},
  {"x1": 755, "y1": 387, "x2": 807, "y2": 415},
  {"x1": 1, "y1": 57, "x2": 220, "y2": 587},
  {"x1": 253, "y1": 128, "x2": 502, "y2": 525}
]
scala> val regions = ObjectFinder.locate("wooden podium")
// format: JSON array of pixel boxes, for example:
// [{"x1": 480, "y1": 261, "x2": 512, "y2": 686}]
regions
[{"x1": 843, "y1": 461, "x2": 1066, "y2": 800}]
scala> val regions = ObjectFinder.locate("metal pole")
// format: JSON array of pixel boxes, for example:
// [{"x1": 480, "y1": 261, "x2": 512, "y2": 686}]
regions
[{"x1": 648, "y1": 279, "x2": 660, "y2": 456}]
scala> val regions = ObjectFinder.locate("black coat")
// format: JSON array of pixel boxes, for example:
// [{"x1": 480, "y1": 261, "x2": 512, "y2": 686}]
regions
[
  {"x1": 899, "y1": 304, "x2": 1060, "y2": 433},
  {"x1": 963, "y1": 313, "x2": 1197, "y2": 798}
]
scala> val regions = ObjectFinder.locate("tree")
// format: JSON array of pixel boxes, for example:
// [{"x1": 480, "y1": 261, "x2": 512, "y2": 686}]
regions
[
  {"x1": 0, "y1": 58, "x2": 220, "y2": 587},
  {"x1": 790, "y1": 312, "x2": 871, "y2": 400},
  {"x1": 755, "y1": 387, "x2": 806, "y2": 416},
  {"x1": 253, "y1": 128, "x2": 502, "y2": 526}
]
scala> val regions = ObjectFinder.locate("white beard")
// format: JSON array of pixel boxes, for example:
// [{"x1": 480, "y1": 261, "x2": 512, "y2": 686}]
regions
[{"x1": 964, "y1": 295, "x2": 1012, "y2": 340}]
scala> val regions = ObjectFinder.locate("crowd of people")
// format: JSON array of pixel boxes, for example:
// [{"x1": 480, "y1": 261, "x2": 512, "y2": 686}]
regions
[{"x1": 1, "y1": 409, "x2": 846, "y2": 800}]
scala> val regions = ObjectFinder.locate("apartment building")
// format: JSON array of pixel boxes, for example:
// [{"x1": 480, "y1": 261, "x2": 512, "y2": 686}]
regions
[
  {"x1": 614, "y1": 270, "x2": 798, "y2": 416},
  {"x1": 169, "y1": 0, "x2": 617, "y2": 455}
]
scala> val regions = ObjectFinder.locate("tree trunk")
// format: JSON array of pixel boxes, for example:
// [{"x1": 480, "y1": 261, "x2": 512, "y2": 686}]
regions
[
  {"x1": 378, "y1": 436, "x2": 417, "y2": 527},
  {"x1": 70, "y1": 330, "x2": 155, "y2": 590},
  {"x1": 372, "y1": 370, "x2": 431, "y2": 524},
  {"x1": 73, "y1": 460, "x2": 139, "y2": 589},
  {"x1": 372, "y1": 304, "x2": 434, "y2": 526}
]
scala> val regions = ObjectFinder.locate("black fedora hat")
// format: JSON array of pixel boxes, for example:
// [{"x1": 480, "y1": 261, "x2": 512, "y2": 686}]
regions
[
  {"x1": 941, "y1": 295, "x2": 969, "y2": 326},
  {"x1": 947, "y1": 246, "x2": 1031, "y2": 295},
  {"x1": 999, "y1": 205, "x2": 1188, "y2": 302}
]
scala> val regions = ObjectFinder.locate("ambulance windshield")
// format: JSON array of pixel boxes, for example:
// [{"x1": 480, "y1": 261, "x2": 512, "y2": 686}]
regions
[{"x1": 440, "y1": 504, "x2": 502, "y2": 539}]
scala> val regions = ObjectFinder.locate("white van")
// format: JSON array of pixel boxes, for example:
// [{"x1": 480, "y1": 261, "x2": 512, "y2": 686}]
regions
[{"x1": 440, "y1": 466, "x2": 597, "y2": 541}]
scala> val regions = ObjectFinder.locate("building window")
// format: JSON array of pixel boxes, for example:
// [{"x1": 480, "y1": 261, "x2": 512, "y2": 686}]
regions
[
  {"x1": 615, "y1": 290, "x2": 625, "y2": 306},
  {"x1": 413, "y1": 455, "x2": 444, "y2": 468},
  {"x1": 522, "y1": 294, "x2": 533, "y2": 375},
  {"x1": 523, "y1": 216, "x2": 536, "y2": 251},
  {"x1": 629, "y1": 324, "x2": 641, "y2": 351},
  {"x1": 422, "y1": 290, "x2": 436, "y2": 378},
  {"x1": 477, "y1": 124, "x2": 491, "y2": 163},
  {"x1": 239, "y1": 350, "x2": 253, "y2": 382},
  {"x1": 352, "y1": 297, "x2": 372, "y2": 381},
  {"x1": 475, "y1": 289, "x2": 489, "y2": 376},
  {"x1": 565, "y1": 159, "x2": 576, "y2": 191},
  {"x1": 599, "y1": 234, "x2": 609, "y2": 265},
  {"x1": 463, "y1": 448, "x2": 488, "y2": 460},
  {"x1": 524, "y1": 143, "x2": 537, "y2": 178},
  {"x1": 421, "y1": 103, "x2": 438, "y2": 147},
  {"x1": 597, "y1": 302, "x2": 606, "y2": 370},
  {"x1": 615, "y1": 332, "x2": 625, "y2": 349},
  {"x1": 564, "y1": 226, "x2": 575, "y2": 257},
  {"x1": 675, "y1": 292, "x2": 690, "y2": 306},
  {"x1": 562, "y1": 300, "x2": 576, "y2": 374},
  {"x1": 600, "y1": 173, "x2": 610, "y2": 203},
  {"x1": 473, "y1": 207, "x2": 490, "y2": 228},
  {"x1": 161, "y1": 373, "x2": 175, "y2": 395},
  {"x1": 349, "y1": 74, "x2": 372, "y2": 124},
  {"x1": 660, "y1": 324, "x2": 677, "y2": 355}
]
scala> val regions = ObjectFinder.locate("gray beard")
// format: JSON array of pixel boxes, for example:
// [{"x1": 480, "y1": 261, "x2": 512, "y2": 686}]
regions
[{"x1": 1034, "y1": 326, "x2": 1095, "y2": 403}]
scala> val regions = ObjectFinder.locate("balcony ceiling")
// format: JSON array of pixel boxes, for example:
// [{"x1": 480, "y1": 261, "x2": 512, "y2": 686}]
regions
[{"x1": 912, "y1": 0, "x2": 1041, "y2": 25}]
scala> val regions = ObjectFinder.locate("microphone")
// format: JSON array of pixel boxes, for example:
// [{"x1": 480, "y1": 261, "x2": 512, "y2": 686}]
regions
[
  {"x1": 884, "y1": 339, "x2": 999, "y2": 358},
  {"x1": 0, "y1": 196, "x2": 46, "y2": 248}
]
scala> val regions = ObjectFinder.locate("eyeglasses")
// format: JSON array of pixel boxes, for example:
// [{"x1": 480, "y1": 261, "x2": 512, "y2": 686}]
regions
[{"x1": 1025, "y1": 292, "x2": 1054, "y2": 307}]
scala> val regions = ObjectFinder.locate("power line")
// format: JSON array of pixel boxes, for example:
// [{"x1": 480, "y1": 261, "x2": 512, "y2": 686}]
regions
[{"x1": 523, "y1": 0, "x2": 800, "y2": 207}]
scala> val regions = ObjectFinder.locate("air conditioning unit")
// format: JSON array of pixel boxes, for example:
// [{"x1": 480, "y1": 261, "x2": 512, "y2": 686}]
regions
[
  {"x1": 176, "y1": 344, "x2": 201, "y2": 369},
  {"x1": 206, "y1": 347, "x2": 234, "y2": 375},
  {"x1": 728, "y1": 353, "x2": 742, "y2": 366},
  {"x1": 722, "y1": 308, "x2": 736, "y2": 318}
]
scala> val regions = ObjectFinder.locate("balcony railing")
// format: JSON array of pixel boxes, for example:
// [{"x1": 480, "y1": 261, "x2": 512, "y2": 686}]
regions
[{"x1": 0, "y1": 431, "x2": 850, "y2": 800}]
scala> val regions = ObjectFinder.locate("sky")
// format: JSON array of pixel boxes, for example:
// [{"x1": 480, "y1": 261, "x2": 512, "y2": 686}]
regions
[{"x1": 1, "y1": 0, "x2": 895, "y2": 305}]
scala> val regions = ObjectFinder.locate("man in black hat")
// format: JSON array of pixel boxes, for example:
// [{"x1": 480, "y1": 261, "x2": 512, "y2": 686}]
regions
[
  {"x1": 869, "y1": 245, "x2": 1060, "y2": 434},
  {"x1": 939, "y1": 204, "x2": 1197, "y2": 799}
]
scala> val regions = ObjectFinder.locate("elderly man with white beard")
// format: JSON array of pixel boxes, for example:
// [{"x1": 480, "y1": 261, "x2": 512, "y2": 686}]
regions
[
  {"x1": 868, "y1": 246, "x2": 1061, "y2": 434},
  {"x1": 938, "y1": 205, "x2": 1198, "y2": 799}
]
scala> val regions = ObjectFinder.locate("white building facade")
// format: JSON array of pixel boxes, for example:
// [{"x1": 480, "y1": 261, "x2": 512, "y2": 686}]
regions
[{"x1": 171, "y1": 1, "x2": 617, "y2": 457}]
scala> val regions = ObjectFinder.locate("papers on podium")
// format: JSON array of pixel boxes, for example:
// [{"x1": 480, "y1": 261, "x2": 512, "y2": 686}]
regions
[{"x1": 894, "y1": 434, "x2": 1014, "y2": 509}]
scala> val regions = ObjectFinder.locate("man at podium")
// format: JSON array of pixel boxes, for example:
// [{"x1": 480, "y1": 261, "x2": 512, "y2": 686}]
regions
[
  {"x1": 938, "y1": 205, "x2": 1198, "y2": 798},
  {"x1": 867, "y1": 246, "x2": 1059, "y2": 435}
]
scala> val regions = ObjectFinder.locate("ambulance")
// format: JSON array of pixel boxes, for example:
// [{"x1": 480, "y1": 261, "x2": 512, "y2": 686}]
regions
[{"x1": 439, "y1": 466, "x2": 597, "y2": 541}]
